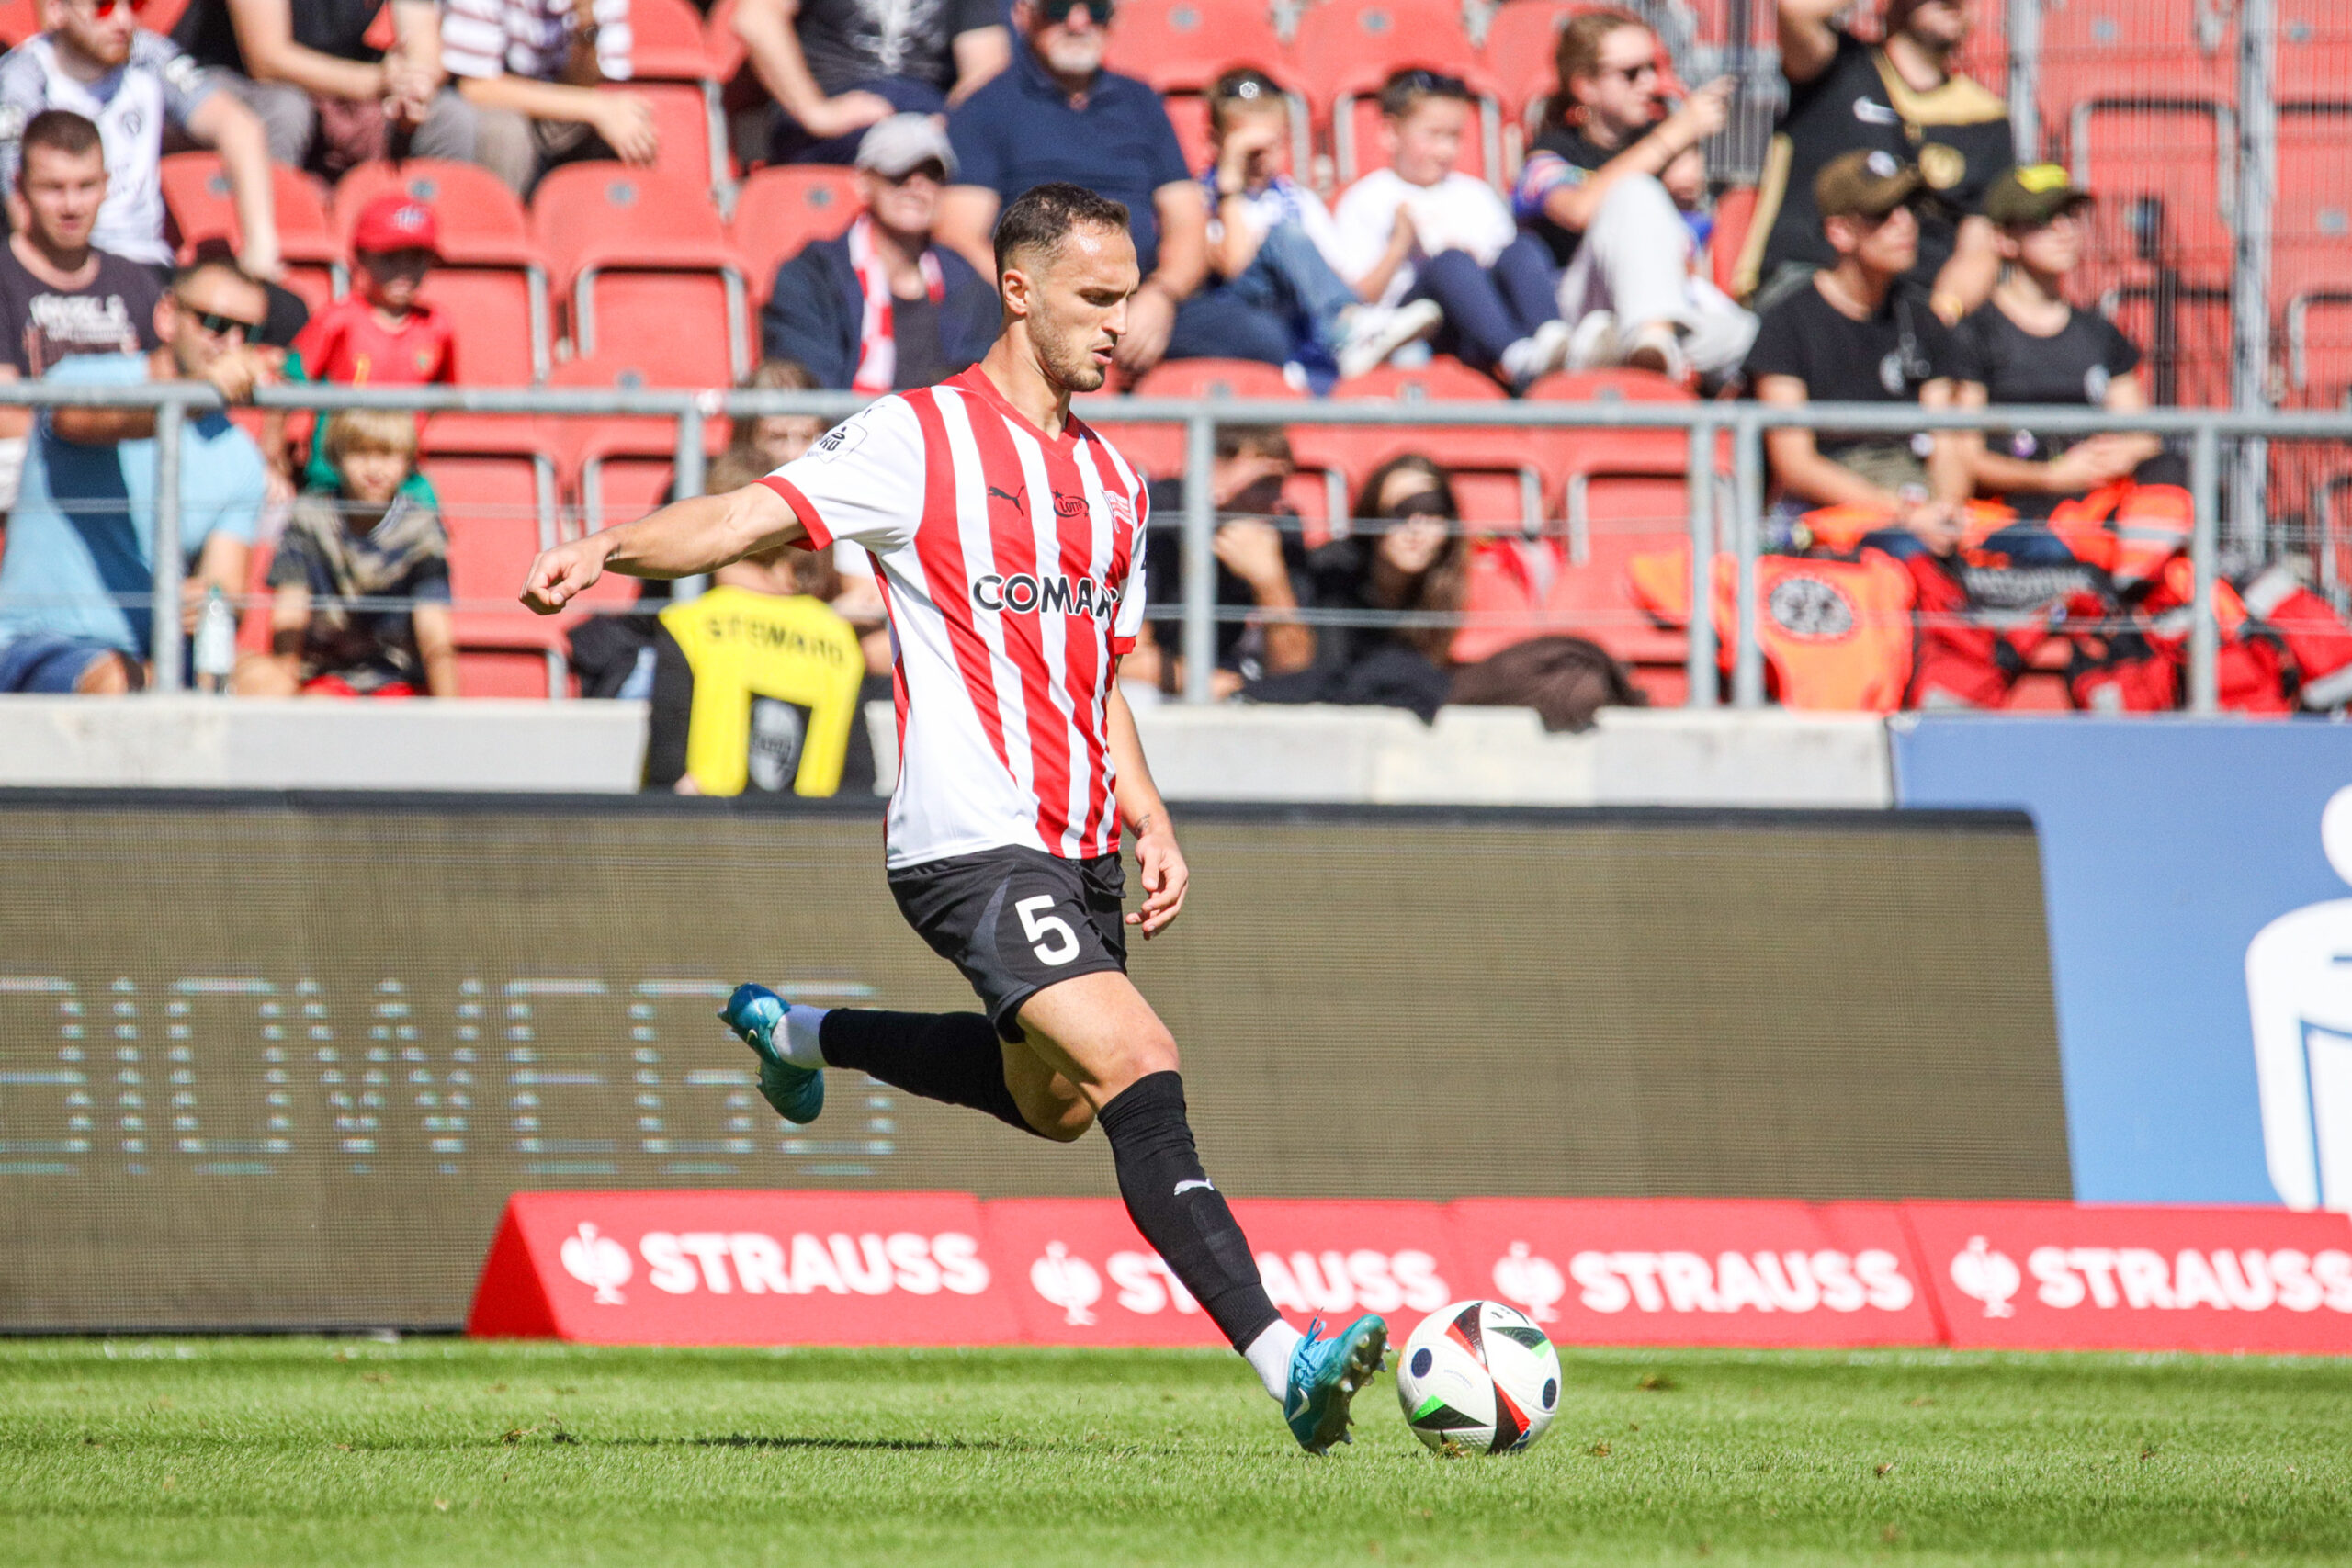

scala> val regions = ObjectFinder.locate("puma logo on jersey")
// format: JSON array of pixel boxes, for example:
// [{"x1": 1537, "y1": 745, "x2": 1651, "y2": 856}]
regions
[
  {"x1": 988, "y1": 483, "x2": 1027, "y2": 510},
  {"x1": 973, "y1": 571, "x2": 1123, "y2": 618}
]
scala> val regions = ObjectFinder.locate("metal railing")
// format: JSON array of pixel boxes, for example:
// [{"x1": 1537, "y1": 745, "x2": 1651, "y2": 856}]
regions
[{"x1": 7, "y1": 378, "x2": 2352, "y2": 714}]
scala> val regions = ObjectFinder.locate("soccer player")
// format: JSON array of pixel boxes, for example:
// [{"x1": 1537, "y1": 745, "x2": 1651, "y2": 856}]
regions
[{"x1": 519, "y1": 181, "x2": 1385, "y2": 1455}]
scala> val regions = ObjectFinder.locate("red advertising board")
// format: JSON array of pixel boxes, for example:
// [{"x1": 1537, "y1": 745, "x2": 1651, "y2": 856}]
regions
[
  {"x1": 1903, "y1": 1201, "x2": 2352, "y2": 1353},
  {"x1": 1447, "y1": 1198, "x2": 1942, "y2": 1348},
  {"x1": 987, "y1": 1198, "x2": 1468, "y2": 1348},
  {"x1": 466, "y1": 1190, "x2": 1021, "y2": 1347}
]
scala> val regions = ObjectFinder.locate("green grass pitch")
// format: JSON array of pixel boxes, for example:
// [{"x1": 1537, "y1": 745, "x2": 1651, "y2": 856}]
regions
[{"x1": 5, "y1": 1338, "x2": 2351, "y2": 1566}]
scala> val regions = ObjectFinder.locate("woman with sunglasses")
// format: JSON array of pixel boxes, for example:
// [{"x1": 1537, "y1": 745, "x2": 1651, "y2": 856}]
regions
[{"x1": 1515, "y1": 8, "x2": 1754, "y2": 384}]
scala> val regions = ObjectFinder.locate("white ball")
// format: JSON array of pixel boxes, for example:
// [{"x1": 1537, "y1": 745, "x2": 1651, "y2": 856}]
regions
[{"x1": 1393, "y1": 1299, "x2": 1562, "y2": 1455}]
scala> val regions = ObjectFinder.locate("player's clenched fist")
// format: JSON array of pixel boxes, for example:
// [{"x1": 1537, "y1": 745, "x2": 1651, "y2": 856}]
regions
[{"x1": 521, "y1": 538, "x2": 610, "y2": 615}]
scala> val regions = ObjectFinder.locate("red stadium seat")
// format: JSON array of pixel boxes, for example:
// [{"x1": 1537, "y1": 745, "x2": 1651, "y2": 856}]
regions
[
  {"x1": 730, "y1": 165, "x2": 861, "y2": 307},
  {"x1": 2273, "y1": 107, "x2": 2351, "y2": 301},
  {"x1": 160, "y1": 153, "x2": 341, "y2": 310},
  {"x1": 334, "y1": 160, "x2": 550, "y2": 383},
  {"x1": 137, "y1": 0, "x2": 191, "y2": 33},
  {"x1": 419, "y1": 428, "x2": 568, "y2": 696},
  {"x1": 628, "y1": 0, "x2": 720, "y2": 79},
  {"x1": 2064, "y1": 99, "x2": 2235, "y2": 273},
  {"x1": 1709, "y1": 185, "x2": 1758, "y2": 299},
  {"x1": 1479, "y1": 0, "x2": 1577, "y2": 135},
  {"x1": 1295, "y1": 359, "x2": 1536, "y2": 533},
  {"x1": 623, "y1": 80, "x2": 729, "y2": 197},
  {"x1": 535, "y1": 164, "x2": 750, "y2": 383},
  {"x1": 2286, "y1": 288, "x2": 2352, "y2": 411},
  {"x1": 2036, "y1": 0, "x2": 2235, "y2": 116},
  {"x1": 2097, "y1": 274, "x2": 2233, "y2": 407},
  {"x1": 706, "y1": 0, "x2": 749, "y2": 85},
  {"x1": 0, "y1": 0, "x2": 36, "y2": 48},
  {"x1": 1288, "y1": 0, "x2": 1502, "y2": 186},
  {"x1": 2276, "y1": 0, "x2": 2352, "y2": 104},
  {"x1": 1106, "y1": 0, "x2": 1286, "y2": 89},
  {"x1": 1115, "y1": 358, "x2": 1301, "y2": 480}
]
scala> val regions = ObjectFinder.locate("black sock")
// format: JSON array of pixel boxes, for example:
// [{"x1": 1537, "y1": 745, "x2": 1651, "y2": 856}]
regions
[
  {"x1": 1096, "y1": 1070, "x2": 1281, "y2": 1352},
  {"x1": 817, "y1": 1009, "x2": 1038, "y2": 1137}
]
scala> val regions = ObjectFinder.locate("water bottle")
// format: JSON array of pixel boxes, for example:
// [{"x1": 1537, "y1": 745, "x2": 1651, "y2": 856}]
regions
[{"x1": 194, "y1": 585, "x2": 236, "y2": 694}]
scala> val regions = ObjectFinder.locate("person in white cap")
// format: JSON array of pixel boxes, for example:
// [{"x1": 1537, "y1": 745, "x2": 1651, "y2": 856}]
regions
[{"x1": 761, "y1": 113, "x2": 998, "y2": 390}]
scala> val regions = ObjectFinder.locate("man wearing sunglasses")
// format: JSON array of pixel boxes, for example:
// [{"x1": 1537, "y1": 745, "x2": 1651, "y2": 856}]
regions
[
  {"x1": 0, "y1": 0, "x2": 282, "y2": 282},
  {"x1": 938, "y1": 0, "x2": 1204, "y2": 375},
  {"x1": 0, "y1": 258, "x2": 271, "y2": 694},
  {"x1": 762, "y1": 114, "x2": 996, "y2": 389}
]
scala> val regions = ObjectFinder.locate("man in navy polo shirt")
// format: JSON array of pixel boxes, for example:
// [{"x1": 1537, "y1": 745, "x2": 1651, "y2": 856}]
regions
[{"x1": 937, "y1": 0, "x2": 1206, "y2": 375}]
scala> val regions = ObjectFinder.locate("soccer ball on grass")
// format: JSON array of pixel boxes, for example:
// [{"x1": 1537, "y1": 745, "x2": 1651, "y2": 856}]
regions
[{"x1": 1393, "y1": 1299, "x2": 1561, "y2": 1455}]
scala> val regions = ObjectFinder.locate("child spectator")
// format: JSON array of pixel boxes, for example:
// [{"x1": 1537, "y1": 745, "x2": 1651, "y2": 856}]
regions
[
  {"x1": 249, "y1": 408, "x2": 457, "y2": 698},
  {"x1": 1517, "y1": 10, "x2": 1754, "y2": 384},
  {"x1": 1330, "y1": 70, "x2": 1567, "y2": 389},
  {"x1": 1246, "y1": 453, "x2": 1467, "y2": 718},
  {"x1": 1186, "y1": 68, "x2": 1439, "y2": 380},
  {"x1": 280, "y1": 193, "x2": 453, "y2": 499}
]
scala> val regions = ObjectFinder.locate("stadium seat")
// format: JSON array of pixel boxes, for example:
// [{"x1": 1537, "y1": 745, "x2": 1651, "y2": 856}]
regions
[
  {"x1": 623, "y1": 80, "x2": 730, "y2": 199},
  {"x1": 627, "y1": 0, "x2": 729, "y2": 196},
  {"x1": 138, "y1": 0, "x2": 191, "y2": 29},
  {"x1": 1102, "y1": 0, "x2": 1304, "y2": 176},
  {"x1": 2272, "y1": 107, "x2": 2350, "y2": 303},
  {"x1": 419, "y1": 423, "x2": 568, "y2": 696},
  {"x1": 159, "y1": 153, "x2": 342, "y2": 310},
  {"x1": 2035, "y1": 0, "x2": 2235, "y2": 116},
  {"x1": 334, "y1": 160, "x2": 550, "y2": 383},
  {"x1": 2275, "y1": 0, "x2": 2352, "y2": 104},
  {"x1": 1286, "y1": 0, "x2": 1504, "y2": 187},
  {"x1": 1479, "y1": 0, "x2": 1577, "y2": 140},
  {"x1": 2065, "y1": 99, "x2": 2236, "y2": 276},
  {"x1": 1710, "y1": 185, "x2": 1758, "y2": 299},
  {"x1": 730, "y1": 165, "x2": 861, "y2": 309},
  {"x1": 1298, "y1": 359, "x2": 1533, "y2": 532},
  {"x1": 2098, "y1": 274, "x2": 2234, "y2": 407},
  {"x1": 0, "y1": 0, "x2": 35, "y2": 48},
  {"x1": 1114, "y1": 358, "x2": 1300, "y2": 481},
  {"x1": 2285, "y1": 287, "x2": 2352, "y2": 410},
  {"x1": 534, "y1": 164, "x2": 751, "y2": 384}
]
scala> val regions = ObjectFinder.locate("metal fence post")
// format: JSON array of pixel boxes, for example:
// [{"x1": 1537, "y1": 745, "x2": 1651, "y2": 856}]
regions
[
  {"x1": 2189, "y1": 421, "x2": 2221, "y2": 715},
  {"x1": 2232, "y1": 0, "x2": 2276, "y2": 555},
  {"x1": 672, "y1": 403, "x2": 710, "y2": 603},
  {"x1": 1684, "y1": 412, "x2": 1718, "y2": 707},
  {"x1": 1731, "y1": 410, "x2": 1765, "y2": 709},
  {"x1": 1181, "y1": 408, "x2": 1217, "y2": 705},
  {"x1": 147, "y1": 399, "x2": 186, "y2": 693},
  {"x1": 2007, "y1": 0, "x2": 2042, "y2": 162}
]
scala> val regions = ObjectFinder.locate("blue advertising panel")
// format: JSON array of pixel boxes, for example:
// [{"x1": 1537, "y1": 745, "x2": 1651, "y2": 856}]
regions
[{"x1": 1893, "y1": 717, "x2": 2352, "y2": 1206}]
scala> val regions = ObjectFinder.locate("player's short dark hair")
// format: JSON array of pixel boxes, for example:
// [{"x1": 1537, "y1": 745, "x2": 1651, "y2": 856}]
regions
[
  {"x1": 992, "y1": 181, "x2": 1131, "y2": 279},
  {"x1": 17, "y1": 109, "x2": 102, "y2": 179},
  {"x1": 1378, "y1": 66, "x2": 1473, "y2": 120}
]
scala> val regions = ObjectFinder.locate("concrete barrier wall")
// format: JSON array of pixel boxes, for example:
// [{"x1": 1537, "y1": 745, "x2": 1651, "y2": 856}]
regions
[{"x1": 0, "y1": 695, "x2": 1891, "y2": 807}]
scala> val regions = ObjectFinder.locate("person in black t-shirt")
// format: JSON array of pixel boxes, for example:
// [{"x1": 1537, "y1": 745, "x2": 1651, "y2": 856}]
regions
[
  {"x1": 1951, "y1": 164, "x2": 2172, "y2": 523},
  {"x1": 729, "y1": 0, "x2": 1010, "y2": 166},
  {"x1": 1738, "y1": 0, "x2": 2011, "y2": 327},
  {"x1": 172, "y1": 0, "x2": 475, "y2": 178},
  {"x1": 1741, "y1": 149, "x2": 1971, "y2": 547},
  {"x1": 1511, "y1": 7, "x2": 1754, "y2": 382}
]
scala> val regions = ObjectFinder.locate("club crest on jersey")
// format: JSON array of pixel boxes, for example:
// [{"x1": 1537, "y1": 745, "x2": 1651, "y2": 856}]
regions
[
  {"x1": 1106, "y1": 491, "x2": 1136, "y2": 528},
  {"x1": 973, "y1": 572, "x2": 1122, "y2": 618}
]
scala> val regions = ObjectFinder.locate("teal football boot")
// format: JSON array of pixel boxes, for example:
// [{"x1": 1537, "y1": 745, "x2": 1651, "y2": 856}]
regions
[
  {"x1": 719, "y1": 983, "x2": 823, "y2": 1124},
  {"x1": 1283, "y1": 1314, "x2": 1387, "y2": 1455}
]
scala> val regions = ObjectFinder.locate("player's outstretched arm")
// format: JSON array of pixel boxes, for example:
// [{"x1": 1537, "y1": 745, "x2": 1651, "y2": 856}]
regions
[
  {"x1": 1106, "y1": 680, "x2": 1189, "y2": 938},
  {"x1": 520, "y1": 483, "x2": 807, "y2": 614}
]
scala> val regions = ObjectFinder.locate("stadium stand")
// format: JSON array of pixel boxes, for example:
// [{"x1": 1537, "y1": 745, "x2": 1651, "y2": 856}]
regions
[
  {"x1": 1291, "y1": 0, "x2": 1505, "y2": 188},
  {"x1": 1102, "y1": 0, "x2": 1298, "y2": 176},
  {"x1": 729, "y1": 164, "x2": 861, "y2": 309},
  {"x1": 416, "y1": 415, "x2": 567, "y2": 698},
  {"x1": 620, "y1": 0, "x2": 730, "y2": 197}
]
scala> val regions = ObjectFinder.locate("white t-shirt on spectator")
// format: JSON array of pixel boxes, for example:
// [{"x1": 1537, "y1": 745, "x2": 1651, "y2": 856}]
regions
[
  {"x1": 0, "y1": 31, "x2": 217, "y2": 268},
  {"x1": 441, "y1": 0, "x2": 633, "y2": 84},
  {"x1": 1200, "y1": 170, "x2": 1349, "y2": 276},
  {"x1": 1330, "y1": 168, "x2": 1516, "y2": 308}
]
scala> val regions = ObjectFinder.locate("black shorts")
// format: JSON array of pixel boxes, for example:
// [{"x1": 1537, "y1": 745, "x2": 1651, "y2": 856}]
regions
[{"x1": 888, "y1": 846, "x2": 1129, "y2": 1040}]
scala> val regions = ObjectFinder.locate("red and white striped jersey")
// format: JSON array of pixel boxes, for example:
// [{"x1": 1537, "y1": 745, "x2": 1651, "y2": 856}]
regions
[{"x1": 760, "y1": 367, "x2": 1149, "y2": 870}]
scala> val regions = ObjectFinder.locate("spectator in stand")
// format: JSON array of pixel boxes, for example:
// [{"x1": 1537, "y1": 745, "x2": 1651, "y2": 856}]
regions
[
  {"x1": 439, "y1": 0, "x2": 658, "y2": 196},
  {"x1": 1189, "y1": 69, "x2": 1439, "y2": 383},
  {"x1": 168, "y1": 0, "x2": 480, "y2": 179},
  {"x1": 1517, "y1": 10, "x2": 1754, "y2": 384},
  {"x1": 277, "y1": 193, "x2": 453, "y2": 500},
  {"x1": 244, "y1": 408, "x2": 458, "y2": 698},
  {"x1": 728, "y1": 0, "x2": 1007, "y2": 166},
  {"x1": 1246, "y1": 453, "x2": 1466, "y2": 719},
  {"x1": 761, "y1": 115, "x2": 995, "y2": 391},
  {"x1": 937, "y1": 0, "x2": 1202, "y2": 376},
  {"x1": 0, "y1": 258, "x2": 271, "y2": 694},
  {"x1": 1741, "y1": 150, "x2": 1969, "y2": 544},
  {"x1": 1741, "y1": 0, "x2": 2011, "y2": 324},
  {"x1": 1330, "y1": 70, "x2": 1568, "y2": 391},
  {"x1": 1128, "y1": 423, "x2": 1316, "y2": 699},
  {"x1": 0, "y1": 110, "x2": 164, "y2": 509},
  {"x1": 1951, "y1": 165, "x2": 2170, "y2": 525},
  {"x1": 0, "y1": 0, "x2": 281, "y2": 280}
]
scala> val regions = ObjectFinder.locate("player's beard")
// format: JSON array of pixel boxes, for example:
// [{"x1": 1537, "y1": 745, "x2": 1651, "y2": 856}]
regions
[{"x1": 1038, "y1": 322, "x2": 1111, "y2": 394}]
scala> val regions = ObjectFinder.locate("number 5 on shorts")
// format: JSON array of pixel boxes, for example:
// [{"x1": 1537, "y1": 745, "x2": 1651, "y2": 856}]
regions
[{"x1": 1014, "y1": 894, "x2": 1080, "y2": 965}]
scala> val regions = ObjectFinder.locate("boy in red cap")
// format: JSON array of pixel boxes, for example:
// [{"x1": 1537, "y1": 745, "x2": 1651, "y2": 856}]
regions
[{"x1": 278, "y1": 192, "x2": 456, "y2": 497}]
